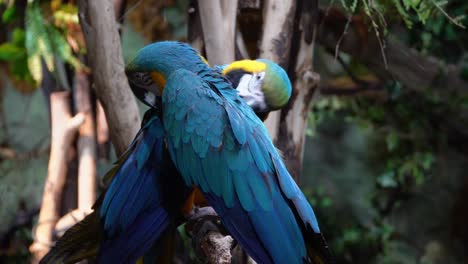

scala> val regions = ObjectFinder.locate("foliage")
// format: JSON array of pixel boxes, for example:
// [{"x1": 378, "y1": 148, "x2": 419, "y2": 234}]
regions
[
  {"x1": 307, "y1": 1, "x2": 468, "y2": 262},
  {"x1": 0, "y1": 0, "x2": 82, "y2": 87},
  {"x1": 338, "y1": 0, "x2": 465, "y2": 29}
]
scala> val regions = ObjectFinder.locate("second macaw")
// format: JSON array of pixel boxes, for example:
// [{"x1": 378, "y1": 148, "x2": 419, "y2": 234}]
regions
[{"x1": 40, "y1": 51, "x2": 297, "y2": 263}]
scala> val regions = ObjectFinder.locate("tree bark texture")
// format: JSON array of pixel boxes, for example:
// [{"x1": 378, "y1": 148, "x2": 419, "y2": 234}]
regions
[
  {"x1": 274, "y1": 0, "x2": 320, "y2": 180},
  {"x1": 259, "y1": 0, "x2": 296, "y2": 143},
  {"x1": 198, "y1": 0, "x2": 238, "y2": 65},
  {"x1": 78, "y1": 0, "x2": 141, "y2": 156},
  {"x1": 72, "y1": 71, "x2": 97, "y2": 212}
]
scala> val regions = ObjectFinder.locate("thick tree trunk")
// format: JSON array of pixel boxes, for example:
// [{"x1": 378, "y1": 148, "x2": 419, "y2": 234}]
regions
[
  {"x1": 198, "y1": 0, "x2": 238, "y2": 65},
  {"x1": 276, "y1": 35, "x2": 319, "y2": 180},
  {"x1": 78, "y1": 0, "x2": 140, "y2": 156},
  {"x1": 274, "y1": 0, "x2": 319, "y2": 180},
  {"x1": 259, "y1": 0, "x2": 296, "y2": 143}
]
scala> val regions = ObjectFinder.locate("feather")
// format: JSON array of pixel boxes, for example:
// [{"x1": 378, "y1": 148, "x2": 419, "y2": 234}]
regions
[{"x1": 162, "y1": 65, "x2": 332, "y2": 264}]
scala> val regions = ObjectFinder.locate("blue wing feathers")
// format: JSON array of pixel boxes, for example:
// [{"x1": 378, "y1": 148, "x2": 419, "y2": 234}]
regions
[
  {"x1": 225, "y1": 104, "x2": 247, "y2": 145},
  {"x1": 163, "y1": 69, "x2": 322, "y2": 263},
  {"x1": 98, "y1": 116, "x2": 183, "y2": 262},
  {"x1": 101, "y1": 117, "x2": 165, "y2": 234},
  {"x1": 204, "y1": 193, "x2": 273, "y2": 264},
  {"x1": 98, "y1": 205, "x2": 169, "y2": 263}
]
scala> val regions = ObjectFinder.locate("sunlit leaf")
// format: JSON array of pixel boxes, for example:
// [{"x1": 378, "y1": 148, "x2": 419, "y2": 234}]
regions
[
  {"x1": 2, "y1": 4, "x2": 17, "y2": 23},
  {"x1": 12, "y1": 28, "x2": 25, "y2": 45},
  {"x1": 27, "y1": 53, "x2": 42, "y2": 84},
  {"x1": 0, "y1": 43, "x2": 24, "y2": 61},
  {"x1": 48, "y1": 26, "x2": 82, "y2": 70}
]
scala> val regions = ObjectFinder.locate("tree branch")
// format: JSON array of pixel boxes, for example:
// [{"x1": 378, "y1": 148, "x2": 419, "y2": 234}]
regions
[
  {"x1": 73, "y1": 70, "x2": 97, "y2": 211},
  {"x1": 186, "y1": 207, "x2": 235, "y2": 264},
  {"x1": 29, "y1": 92, "x2": 84, "y2": 263},
  {"x1": 78, "y1": 0, "x2": 141, "y2": 156},
  {"x1": 188, "y1": 0, "x2": 204, "y2": 52},
  {"x1": 96, "y1": 101, "x2": 110, "y2": 159},
  {"x1": 198, "y1": 0, "x2": 238, "y2": 65},
  {"x1": 259, "y1": 0, "x2": 296, "y2": 141}
]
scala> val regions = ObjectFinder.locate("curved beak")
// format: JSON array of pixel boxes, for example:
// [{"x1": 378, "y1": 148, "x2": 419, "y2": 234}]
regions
[{"x1": 125, "y1": 71, "x2": 162, "y2": 109}]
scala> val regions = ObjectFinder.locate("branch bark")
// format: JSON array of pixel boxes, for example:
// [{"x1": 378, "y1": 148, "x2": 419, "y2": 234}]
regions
[
  {"x1": 198, "y1": 0, "x2": 238, "y2": 65},
  {"x1": 258, "y1": 0, "x2": 296, "y2": 141},
  {"x1": 73, "y1": 70, "x2": 96, "y2": 211},
  {"x1": 188, "y1": 0, "x2": 204, "y2": 52},
  {"x1": 29, "y1": 92, "x2": 84, "y2": 263},
  {"x1": 274, "y1": 0, "x2": 320, "y2": 180},
  {"x1": 78, "y1": 0, "x2": 141, "y2": 156},
  {"x1": 96, "y1": 101, "x2": 110, "y2": 159},
  {"x1": 187, "y1": 208, "x2": 235, "y2": 264}
]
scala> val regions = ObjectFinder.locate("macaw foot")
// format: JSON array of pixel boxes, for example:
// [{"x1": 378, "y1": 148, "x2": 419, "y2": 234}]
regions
[
  {"x1": 185, "y1": 206, "x2": 234, "y2": 264},
  {"x1": 187, "y1": 206, "x2": 217, "y2": 221}
]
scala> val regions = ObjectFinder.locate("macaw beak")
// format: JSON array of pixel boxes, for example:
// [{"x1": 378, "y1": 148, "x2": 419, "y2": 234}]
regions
[{"x1": 125, "y1": 70, "x2": 162, "y2": 109}]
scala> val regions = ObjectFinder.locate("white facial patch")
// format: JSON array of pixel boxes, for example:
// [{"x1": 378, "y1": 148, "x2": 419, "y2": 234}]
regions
[
  {"x1": 143, "y1": 91, "x2": 156, "y2": 107},
  {"x1": 236, "y1": 72, "x2": 268, "y2": 112}
]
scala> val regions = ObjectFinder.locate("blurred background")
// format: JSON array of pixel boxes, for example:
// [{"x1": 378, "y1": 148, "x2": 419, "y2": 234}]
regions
[{"x1": 0, "y1": 0, "x2": 467, "y2": 263}]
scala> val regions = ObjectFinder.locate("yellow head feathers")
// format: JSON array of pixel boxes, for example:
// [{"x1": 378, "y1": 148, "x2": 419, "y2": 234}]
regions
[{"x1": 222, "y1": 60, "x2": 266, "y2": 75}]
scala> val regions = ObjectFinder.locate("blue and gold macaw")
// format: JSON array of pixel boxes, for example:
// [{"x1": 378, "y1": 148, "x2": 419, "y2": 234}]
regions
[
  {"x1": 40, "y1": 49, "x2": 301, "y2": 263},
  {"x1": 124, "y1": 41, "x2": 332, "y2": 263}
]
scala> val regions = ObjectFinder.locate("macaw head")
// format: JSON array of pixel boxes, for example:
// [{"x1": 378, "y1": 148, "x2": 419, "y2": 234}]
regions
[
  {"x1": 125, "y1": 41, "x2": 209, "y2": 108},
  {"x1": 220, "y1": 59, "x2": 292, "y2": 119}
]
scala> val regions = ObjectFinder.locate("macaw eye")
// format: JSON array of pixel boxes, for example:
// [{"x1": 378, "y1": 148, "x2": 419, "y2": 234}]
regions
[{"x1": 256, "y1": 72, "x2": 265, "y2": 80}]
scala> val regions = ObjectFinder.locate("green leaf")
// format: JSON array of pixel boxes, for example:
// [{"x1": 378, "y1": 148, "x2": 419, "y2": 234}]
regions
[
  {"x1": 377, "y1": 171, "x2": 398, "y2": 188},
  {"x1": 2, "y1": 5, "x2": 17, "y2": 23},
  {"x1": 0, "y1": 43, "x2": 24, "y2": 61},
  {"x1": 25, "y1": 2, "x2": 54, "y2": 83},
  {"x1": 48, "y1": 26, "x2": 81, "y2": 70},
  {"x1": 27, "y1": 53, "x2": 42, "y2": 84},
  {"x1": 12, "y1": 28, "x2": 26, "y2": 46},
  {"x1": 421, "y1": 153, "x2": 434, "y2": 170},
  {"x1": 386, "y1": 132, "x2": 399, "y2": 151},
  {"x1": 393, "y1": 0, "x2": 412, "y2": 28},
  {"x1": 11, "y1": 54, "x2": 34, "y2": 83}
]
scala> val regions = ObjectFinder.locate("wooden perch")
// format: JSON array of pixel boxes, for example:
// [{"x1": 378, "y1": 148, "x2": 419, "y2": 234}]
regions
[
  {"x1": 78, "y1": 0, "x2": 141, "y2": 156},
  {"x1": 186, "y1": 207, "x2": 234, "y2": 264},
  {"x1": 30, "y1": 92, "x2": 85, "y2": 263}
]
